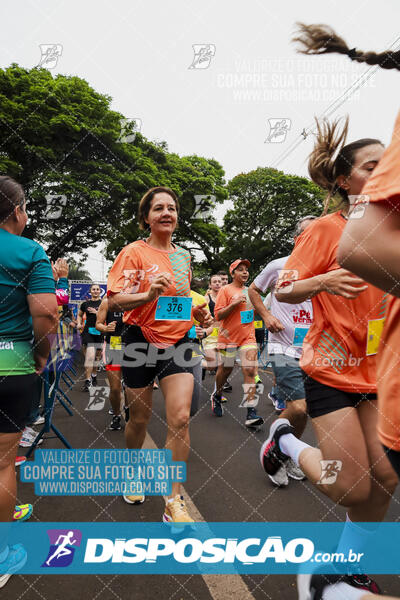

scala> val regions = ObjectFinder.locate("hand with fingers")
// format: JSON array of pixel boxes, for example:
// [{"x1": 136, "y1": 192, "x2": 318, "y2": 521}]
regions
[
  {"x1": 146, "y1": 273, "x2": 173, "y2": 302},
  {"x1": 54, "y1": 258, "x2": 69, "y2": 278},
  {"x1": 231, "y1": 293, "x2": 247, "y2": 306},
  {"x1": 106, "y1": 321, "x2": 117, "y2": 332},
  {"x1": 51, "y1": 258, "x2": 69, "y2": 280},
  {"x1": 193, "y1": 302, "x2": 213, "y2": 327},
  {"x1": 321, "y1": 268, "x2": 369, "y2": 299},
  {"x1": 264, "y1": 314, "x2": 285, "y2": 334}
]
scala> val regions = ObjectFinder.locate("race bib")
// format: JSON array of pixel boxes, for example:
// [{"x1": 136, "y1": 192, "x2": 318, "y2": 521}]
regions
[
  {"x1": 110, "y1": 336, "x2": 122, "y2": 350},
  {"x1": 293, "y1": 327, "x2": 309, "y2": 347},
  {"x1": 240, "y1": 309, "x2": 254, "y2": 324},
  {"x1": 88, "y1": 327, "x2": 101, "y2": 336},
  {"x1": 366, "y1": 318, "x2": 385, "y2": 356},
  {"x1": 187, "y1": 325, "x2": 197, "y2": 339},
  {"x1": 254, "y1": 320, "x2": 263, "y2": 329},
  {"x1": 155, "y1": 296, "x2": 192, "y2": 321}
]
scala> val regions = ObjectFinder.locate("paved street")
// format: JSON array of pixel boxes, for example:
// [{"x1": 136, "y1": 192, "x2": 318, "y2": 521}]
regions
[{"x1": 12, "y1": 361, "x2": 400, "y2": 599}]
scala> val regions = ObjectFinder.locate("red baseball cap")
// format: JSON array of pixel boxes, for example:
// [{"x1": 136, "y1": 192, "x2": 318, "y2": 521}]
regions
[{"x1": 229, "y1": 258, "x2": 250, "y2": 275}]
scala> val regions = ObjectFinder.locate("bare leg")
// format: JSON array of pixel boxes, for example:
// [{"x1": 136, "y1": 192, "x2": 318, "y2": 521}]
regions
[
  {"x1": 124, "y1": 385, "x2": 153, "y2": 450},
  {"x1": 0, "y1": 432, "x2": 21, "y2": 522},
  {"x1": 202, "y1": 347, "x2": 218, "y2": 370},
  {"x1": 348, "y1": 400, "x2": 397, "y2": 522},
  {"x1": 280, "y1": 398, "x2": 307, "y2": 438},
  {"x1": 84, "y1": 345, "x2": 95, "y2": 380},
  {"x1": 215, "y1": 365, "x2": 233, "y2": 395},
  {"x1": 298, "y1": 407, "x2": 372, "y2": 506},
  {"x1": 240, "y1": 347, "x2": 257, "y2": 405},
  {"x1": 160, "y1": 373, "x2": 193, "y2": 498},
  {"x1": 106, "y1": 370, "x2": 122, "y2": 416}
]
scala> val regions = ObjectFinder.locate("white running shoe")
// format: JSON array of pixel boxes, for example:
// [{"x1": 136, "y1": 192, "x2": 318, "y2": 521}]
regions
[
  {"x1": 286, "y1": 458, "x2": 306, "y2": 481},
  {"x1": 19, "y1": 428, "x2": 43, "y2": 448},
  {"x1": 267, "y1": 464, "x2": 289, "y2": 487}
]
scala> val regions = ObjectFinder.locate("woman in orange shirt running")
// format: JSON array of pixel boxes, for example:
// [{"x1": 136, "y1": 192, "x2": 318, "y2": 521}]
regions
[
  {"x1": 259, "y1": 96, "x2": 397, "y2": 597},
  {"x1": 107, "y1": 186, "x2": 211, "y2": 528},
  {"x1": 262, "y1": 22, "x2": 400, "y2": 600},
  {"x1": 340, "y1": 110, "x2": 400, "y2": 480}
]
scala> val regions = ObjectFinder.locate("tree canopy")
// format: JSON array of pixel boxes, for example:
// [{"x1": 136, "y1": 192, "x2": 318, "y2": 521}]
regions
[
  {"x1": 222, "y1": 167, "x2": 324, "y2": 274},
  {"x1": 0, "y1": 65, "x2": 226, "y2": 263},
  {"x1": 0, "y1": 65, "x2": 326, "y2": 276}
]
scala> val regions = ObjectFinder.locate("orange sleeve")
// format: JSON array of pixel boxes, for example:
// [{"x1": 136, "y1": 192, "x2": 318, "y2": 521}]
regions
[
  {"x1": 214, "y1": 286, "x2": 228, "y2": 319},
  {"x1": 362, "y1": 110, "x2": 400, "y2": 205},
  {"x1": 278, "y1": 218, "x2": 337, "y2": 285},
  {"x1": 107, "y1": 245, "x2": 141, "y2": 296}
]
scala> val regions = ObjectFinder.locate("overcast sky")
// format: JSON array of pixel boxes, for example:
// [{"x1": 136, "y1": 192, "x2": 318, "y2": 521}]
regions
[{"x1": 2, "y1": 0, "x2": 399, "y2": 279}]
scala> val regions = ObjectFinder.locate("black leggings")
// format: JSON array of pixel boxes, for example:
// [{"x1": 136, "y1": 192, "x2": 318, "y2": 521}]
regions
[{"x1": 383, "y1": 445, "x2": 400, "y2": 480}]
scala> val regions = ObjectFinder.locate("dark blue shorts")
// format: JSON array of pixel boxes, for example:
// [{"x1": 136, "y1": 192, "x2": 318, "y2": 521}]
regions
[{"x1": 269, "y1": 354, "x2": 305, "y2": 402}]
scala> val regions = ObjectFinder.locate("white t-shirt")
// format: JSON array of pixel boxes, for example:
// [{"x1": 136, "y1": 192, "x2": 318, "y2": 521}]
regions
[{"x1": 254, "y1": 256, "x2": 313, "y2": 359}]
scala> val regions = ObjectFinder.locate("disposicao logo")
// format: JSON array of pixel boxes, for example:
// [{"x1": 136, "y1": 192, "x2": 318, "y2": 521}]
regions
[
  {"x1": 42, "y1": 529, "x2": 82, "y2": 567},
  {"x1": 83, "y1": 536, "x2": 314, "y2": 564}
]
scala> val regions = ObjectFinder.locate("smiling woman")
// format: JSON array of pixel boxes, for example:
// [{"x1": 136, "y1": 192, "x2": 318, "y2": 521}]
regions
[
  {"x1": 138, "y1": 186, "x2": 180, "y2": 232},
  {"x1": 107, "y1": 186, "x2": 212, "y2": 527}
]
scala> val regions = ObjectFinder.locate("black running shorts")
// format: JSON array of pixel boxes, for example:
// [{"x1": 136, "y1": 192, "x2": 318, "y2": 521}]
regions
[
  {"x1": 302, "y1": 372, "x2": 377, "y2": 419},
  {"x1": 122, "y1": 325, "x2": 193, "y2": 389},
  {"x1": 0, "y1": 373, "x2": 38, "y2": 433},
  {"x1": 81, "y1": 330, "x2": 104, "y2": 347}
]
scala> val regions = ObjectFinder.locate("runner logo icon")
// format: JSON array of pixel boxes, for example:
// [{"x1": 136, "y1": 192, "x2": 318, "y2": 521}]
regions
[
  {"x1": 317, "y1": 460, "x2": 343, "y2": 485},
  {"x1": 42, "y1": 529, "x2": 82, "y2": 567}
]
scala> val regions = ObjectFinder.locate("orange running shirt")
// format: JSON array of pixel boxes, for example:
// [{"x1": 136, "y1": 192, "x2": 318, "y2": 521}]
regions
[
  {"x1": 362, "y1": 110, "x2": 400, "y2": 450},
  {"x1": 280, "y1": 212, "x2": 385, "y2": 393},
  {"x1": 107, "y1": 240, "x2": 191, "y2": 348},
  {"x1": 215, "y1": 284, "x2": 256, "y2": 348}
]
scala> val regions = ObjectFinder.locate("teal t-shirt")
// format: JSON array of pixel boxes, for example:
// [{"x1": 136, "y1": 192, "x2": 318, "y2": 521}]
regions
[{"x1": 0, "y1": 229, "x2": 55, "y2": 374}]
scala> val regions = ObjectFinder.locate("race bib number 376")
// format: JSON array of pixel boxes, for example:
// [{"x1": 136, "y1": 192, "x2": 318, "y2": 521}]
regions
[{"x1": 155, "y1": 296, "x2": 192, "y2": 321}]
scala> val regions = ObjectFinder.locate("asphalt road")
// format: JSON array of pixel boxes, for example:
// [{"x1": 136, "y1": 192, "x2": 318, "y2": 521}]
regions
[{"x1": 12, "y1": 360, "x2": 400, "y2": 600}]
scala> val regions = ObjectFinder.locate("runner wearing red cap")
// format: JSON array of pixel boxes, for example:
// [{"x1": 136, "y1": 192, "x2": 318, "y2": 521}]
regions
[{"x1": 212, "y1": 259, "x2": 264, "y2": 427}]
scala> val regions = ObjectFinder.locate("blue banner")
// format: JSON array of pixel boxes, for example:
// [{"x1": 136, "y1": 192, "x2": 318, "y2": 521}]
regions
[
  {"x1": 69, "y1": 281, "x2": 107, "y2": 302},
  {"x1": 20, "y1": 449, "x2": 186, "y2": 496},
  {"x1": 2, "y1": 522, "x2": 400, "y2": 574}
]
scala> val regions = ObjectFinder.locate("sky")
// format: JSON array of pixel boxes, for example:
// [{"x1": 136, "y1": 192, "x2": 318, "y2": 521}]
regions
[{"x1": 2, "y1": 0, "x2": 399, "y2": 279}]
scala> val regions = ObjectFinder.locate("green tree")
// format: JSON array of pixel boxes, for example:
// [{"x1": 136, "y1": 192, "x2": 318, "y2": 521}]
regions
[
  {"x1": 223, "y1": 167, "x2": 324, "y2": 274},
  {"x1": 67, "y1": 260, "x2": 92, "y2": 281},
  {"x1": 104, "y1": 152, "x2": 228, "y2": 271},
  {"x1": 0, "y1": 64, "x2": 227, "y2": 268}
]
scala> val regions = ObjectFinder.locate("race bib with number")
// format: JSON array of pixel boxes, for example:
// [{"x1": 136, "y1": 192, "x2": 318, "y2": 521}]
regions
[
  {"x1": 88, "y1": 327, "x2": 101, "y2": 336},
  {"x1": 240, "y1": 309, "x2": 254, "y2": 324},
  {"x1": 366, "y1": 318, "x2": 385, "y2": 356},
  {"x1": 155, "y1": 296, "x2": 192, "y2": 321},
  {"x1": 110, "y1": 336, "x2": 122, "y2": 350},
  {"x1": 293, "y1": 327, "x2": 309, "y2": 347},
  {"x1": 254, "y1": 320, "x2": 263, "y2": 329}
]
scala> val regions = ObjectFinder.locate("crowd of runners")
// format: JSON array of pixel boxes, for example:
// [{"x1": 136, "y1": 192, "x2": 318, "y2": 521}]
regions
[{"x1": 0, "y1": 21, "x2": 399, "y2": 600}]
